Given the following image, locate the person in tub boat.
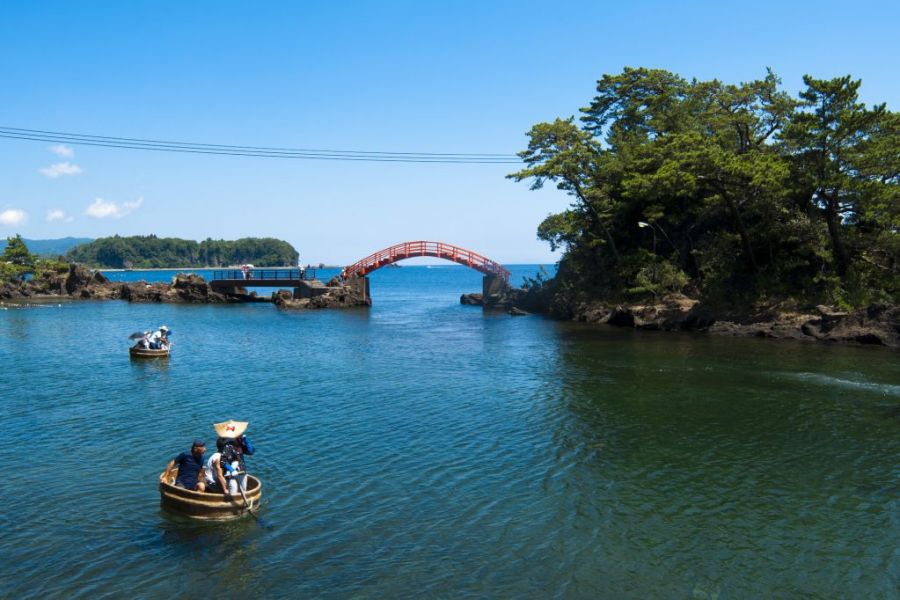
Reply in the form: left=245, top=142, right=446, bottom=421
left=203, top=420, right=255, bottom=497
left=148, top=325, right=171, bottom=350
left=165, top=440, right=207, bottom=491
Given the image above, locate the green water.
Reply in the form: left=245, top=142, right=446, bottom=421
left=2, top=266, right=898, bottom=598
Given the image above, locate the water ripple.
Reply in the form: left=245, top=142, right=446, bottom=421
left=2, top=268, right=899, bottom=598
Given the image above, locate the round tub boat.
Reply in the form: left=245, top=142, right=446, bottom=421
left=130, top=346, right=170, bottom=359
left=159, top=469, right=262, bottom=520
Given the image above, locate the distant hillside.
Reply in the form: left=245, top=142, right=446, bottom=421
left=65, top=235, right=299, bottom=268
left=0, top=237, right=93, bottom=257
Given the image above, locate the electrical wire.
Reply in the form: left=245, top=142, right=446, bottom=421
left=0, top=126, right=522, bottom=164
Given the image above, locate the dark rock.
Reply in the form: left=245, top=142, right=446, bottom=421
left=275, top=282, right=370, bottom=310
left=120, top=281, right=167, bottom=303
left=509, top=307, right=529, bottom=316
left=816, top=304, right=849, bottom=319
left=460, top=293, right=483, bottom=306
left=629, top=296, right=699, bottom=330
left=171, top=272, right=206, bottom=288
left=574, top=302, right=611, bottom=323
left=168, top=273, right=231, bottom=303
left=64, top=263, right=97, bottom=295
left=604, top=306, right=635, bottom=327
left=813, top=304, right=900, bottom=347
left=272, top=290, right=293, bottom=307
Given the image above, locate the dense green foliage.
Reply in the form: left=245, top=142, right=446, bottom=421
left=510, top=68, right=898, bottom=309
left=65, top=235, right=299, bottom=268
left=1, top=234, right=69, bottom=283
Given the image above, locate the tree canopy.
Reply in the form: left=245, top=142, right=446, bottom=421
left=1, top=234, right=69, bottom=283
left=510, top=68, right=898, bottom=309
left=65, top=235, right=299, bottom=269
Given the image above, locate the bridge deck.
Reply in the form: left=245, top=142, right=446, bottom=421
left=343, top=241, right=510, bottom=280
left=208, top=268, right=317, bottom=288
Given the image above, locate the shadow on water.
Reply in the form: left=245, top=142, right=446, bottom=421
left=538, top=326, right=900, bottom=596
left=154, top=513, right=267, bottom=596
left=128, top=356, right=171, bottom=380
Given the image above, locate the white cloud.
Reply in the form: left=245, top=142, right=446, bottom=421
left=46, top=209, right=74, bottom=223
left=50, top=144, right=74, bottom=158
left=40, top=162, right=83, bottom=179
left=84, top=197, right=144, bottom=219
left=0, top=209, right=28, bottom=226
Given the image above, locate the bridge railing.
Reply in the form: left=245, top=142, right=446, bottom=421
left=343, top=241, right=510, bottom=281
left=211, top=268, right=317, bottom=281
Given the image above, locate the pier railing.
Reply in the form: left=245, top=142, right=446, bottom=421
left=211, top=268, right=317, bottom=282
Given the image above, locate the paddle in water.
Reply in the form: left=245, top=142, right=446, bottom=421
left=235, top=481, right=271, bottom=529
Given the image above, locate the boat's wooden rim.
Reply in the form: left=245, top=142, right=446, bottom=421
left=159, top=470, right=261, bottom=497
left=158, top=468, right=262, bottom=519
left=130, top=346, right=170, bottom=358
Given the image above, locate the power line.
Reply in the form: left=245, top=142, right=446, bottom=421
left=0, top=126, right=522, bottom=164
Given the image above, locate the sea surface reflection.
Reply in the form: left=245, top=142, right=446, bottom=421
left=2, top=265, right=898, bottom=598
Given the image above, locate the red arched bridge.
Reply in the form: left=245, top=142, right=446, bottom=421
left=208, top=241, right=509, bottom=304
left=342, top=241, right=510, bottom=281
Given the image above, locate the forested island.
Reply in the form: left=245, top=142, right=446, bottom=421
left=65, top=235, right=299, bottom=268
left=510, top=68, right=898, bottom=338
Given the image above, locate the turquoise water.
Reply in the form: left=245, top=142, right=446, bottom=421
left=2, top=265, right=898, bottom=598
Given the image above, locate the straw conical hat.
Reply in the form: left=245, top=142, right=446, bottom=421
left=214, top=419, right=248, bottom=439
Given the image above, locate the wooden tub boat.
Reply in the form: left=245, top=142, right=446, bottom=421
left=159, top=469, right=262, bottom=520
left=130, top=346, right=170, bottom=359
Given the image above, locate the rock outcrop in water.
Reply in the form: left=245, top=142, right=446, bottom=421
left=1, top=269, right=239, bottom=304
left=273, top=282, right=370, bottom=310
left=1, top=265, right=371, bottom=310
left=460, top=286, right=548, bottom=316
left=565, top=295, right=900, bottom=349
left=119, top=273, right=235, bottom=303
left=457, top=284, right=899, bottom=349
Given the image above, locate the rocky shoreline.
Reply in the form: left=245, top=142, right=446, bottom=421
left=0, top=264, right=369, bottom=309
left=1, top=265, right=239, bottom=304
left=566, top=296, right=900, bottom=349
left=459, top=289, right=900, bottom=350
left=3, top=265, right=895, bottom=349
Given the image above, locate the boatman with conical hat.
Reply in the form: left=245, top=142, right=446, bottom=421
left=203, top=420, right=255, bottom=497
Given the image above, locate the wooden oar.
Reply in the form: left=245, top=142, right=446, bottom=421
left=234, top=474, right=271, bottom=528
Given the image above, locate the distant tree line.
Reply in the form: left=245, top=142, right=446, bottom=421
left=510, top=68, right=898, bottom=310
left=65, top=235, right=299, bottom=268
left=0, top=237, right=92, bottom=257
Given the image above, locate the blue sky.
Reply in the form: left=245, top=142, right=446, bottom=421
left=1, top=1, right=897, bottom=264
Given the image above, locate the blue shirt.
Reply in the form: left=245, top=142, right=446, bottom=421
left=173, top=451, right=204, bottom=488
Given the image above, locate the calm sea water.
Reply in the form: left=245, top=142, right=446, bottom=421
left=2, top=265, right=898, bottom=599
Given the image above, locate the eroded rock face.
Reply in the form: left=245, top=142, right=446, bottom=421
left=1, top=268, right=241, bottom=304
left=567, top=296, right=900, bottom=349
left=800, top=304, right=900, bottom=347
left=117, top=274, right=235, bottom=304
left=572, top=295, right=701, bottom=330
left=169, top=273, right=231, bottom=303
left=274, top=283, right=370, bottom=310
left=460, top=293, right=483, bottom=306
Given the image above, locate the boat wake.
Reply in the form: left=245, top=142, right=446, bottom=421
left=779, top=371, right=900, bottom=398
